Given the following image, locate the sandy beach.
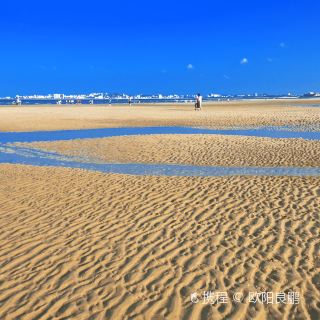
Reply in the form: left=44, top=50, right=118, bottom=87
left=1, top=102, right=320, bottom=320
left=1, top=99, right=320, bottom=132
left=1, top=165, right=319, bottom=320
left=2, top=0, right=320, bottom=317
left=21, top=134, right=320, bottom=168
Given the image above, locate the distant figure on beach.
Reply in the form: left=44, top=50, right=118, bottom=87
left=15, top=97, right=22, bottom=106
left=195, top=93, right=202, bottom=110
left=128, top=97, right=132, bottom=106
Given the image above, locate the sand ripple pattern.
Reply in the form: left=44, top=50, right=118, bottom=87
left=0, top=165, right=319, bottom=320
left=24, top=134, right=320, bottom=168
left=1, top=102, right=320, bottom=132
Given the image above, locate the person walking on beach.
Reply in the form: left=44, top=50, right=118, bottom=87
left=195, top=93, right=202, bottom=110
left=128, top=96, right=132, bottom=106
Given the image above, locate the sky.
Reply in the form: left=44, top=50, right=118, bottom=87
left=0, top=0, right=320, bottom=96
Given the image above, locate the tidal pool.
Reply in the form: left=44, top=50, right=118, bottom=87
left=1, top=126, right=319, bottom=177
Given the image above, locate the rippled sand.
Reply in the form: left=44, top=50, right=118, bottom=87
left=1, top=99, right=320, bottom=132
left=1, top=102, right=320, bottom=320
left=1, top=165, right=319, bottom=319
left=23, top=134, right=320, bottom=168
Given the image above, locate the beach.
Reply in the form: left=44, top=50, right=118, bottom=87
left=20, top=134, right=320, bottom=168
left=1, top=99, right=320, bottom=132
left=0, top=101, right=320, bottom=320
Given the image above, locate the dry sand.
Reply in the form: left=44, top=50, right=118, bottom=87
left=0, top=164, right=319, bottom=320
left=22, top=134, right=320, bottom=168
left=1, top=99, right=320, bottom=132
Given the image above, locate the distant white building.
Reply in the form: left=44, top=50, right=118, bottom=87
left=208, top=93, right=221, bottom=98
left=303, top=92, right=320, bottom=97
left=53, top=94, right=64, bottom=99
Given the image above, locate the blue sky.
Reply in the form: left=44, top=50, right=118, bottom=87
left=0, top=0, right=319, bottom=95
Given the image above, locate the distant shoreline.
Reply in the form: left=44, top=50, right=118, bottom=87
left=1, top=97, right=320, bottom=107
